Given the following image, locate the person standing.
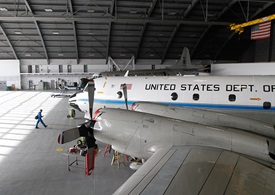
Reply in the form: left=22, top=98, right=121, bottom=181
left=35, top=109, right=48, bottom=128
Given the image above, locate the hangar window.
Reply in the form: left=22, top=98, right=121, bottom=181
left=263, top=102, right=271, bottom=109
left=59, top=65, right=63, bottom=73
left=35, top=65, right=39, bottom=73
left=28, top=65, right=32, bottom=73
left=228, top=94, right=236, bottom=102
left=171, top=92, right=178, bottom=101
left=84, top=65, right=88, bottom=73
left=67, top=65, right=72, bottom=73
left=193, top=94, right=199, bottom=101
left=117, top=91, right=122, bottom=99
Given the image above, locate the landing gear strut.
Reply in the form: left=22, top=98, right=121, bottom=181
left=67, top=109, right=76, bottom=118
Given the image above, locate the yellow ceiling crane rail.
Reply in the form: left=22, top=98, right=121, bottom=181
left=230, top=14, right=275, bottom=34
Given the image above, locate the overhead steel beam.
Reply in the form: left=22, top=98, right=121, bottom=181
left=147, top=0, right=158, bottom=17
left=214, top=33, right=235, bottom=60
left=161, top=23, right=180, bottom=64
left=214, top=2, right=274, bottom=60
left=191, top=25, right=210, bottom=57
left=250, top=2, right=274, bottom=19
left=135, top=0, right=158, bottom=60
left=217, top=0, right=238, bottom=18
left=161, top=0, right=198, bottom=64
left=34, top=21, right=49, bottom=64
left=67, top=0, right=74, bottom=14
left=67, top=0, right=79, bottom=64
left=183, top=0, right=199, bottom=18
left=24, top=0, right=49, bottom=63
left=105, top=22, right=112, bottom=63
left=135, top=23, right=147, bottom=59
left=192, top=0, right=237, bottom=57
left=72, top=21, right=79, bottom=64
left=24, top=0, right=33, bottom=15
left=110, top=0, right=115, bottom=16
left=0, top=16, right=230, bottom=26
left=0, top=24, right=18, bottom=59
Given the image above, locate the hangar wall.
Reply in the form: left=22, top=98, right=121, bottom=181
left=20, top=59, right=108, bottom=90
left=19, top=58, right=171, bottom=90
left=0, top=60, right=20, bottom=90
left=1, top=53, right=273, bottom=90
left=241, top=23, right=275, bottom=62
left=211, top=62, right=275, bottom=75
left=19, top=58, right=179, bottom=90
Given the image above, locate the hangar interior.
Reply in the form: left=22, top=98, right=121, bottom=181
left=1, top=1, right=275, bottom=194
left=0, top=0, right=275, bottom=89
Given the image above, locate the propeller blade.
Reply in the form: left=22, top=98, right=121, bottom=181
left=78, top=121, right=96, bottom=148
left=87, top=80, right=95, bottom=119
left=122, top=83, right=129, bottom=110
left=58, top=127, right=80, bottom=144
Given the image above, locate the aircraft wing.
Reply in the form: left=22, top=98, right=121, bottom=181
left=114, top=146, right=275, bottom=194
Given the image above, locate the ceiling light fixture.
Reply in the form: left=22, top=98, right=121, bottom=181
left=44, top=8, right=53, bottom=12
left=87, top=9, right=95, bottom=13
left=14, top=31, right=22, bottom=34
left=58, top=53, right=63, bottom=56
left=52, top=31, right=59, bottom=35
left=129, top=10, right=138, bottom=14
left=0, top=7, right=8, bottom=11
left=168, top=11, right=176, bottom=16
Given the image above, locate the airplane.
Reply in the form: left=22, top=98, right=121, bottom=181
left=60, top=75, right=275, bottom=194
left=96, top=47, right=210, bottom=77
left=69, top=75, right=275, bottom=126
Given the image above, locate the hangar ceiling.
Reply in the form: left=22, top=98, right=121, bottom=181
left=0, top=0, right=274, bottom=64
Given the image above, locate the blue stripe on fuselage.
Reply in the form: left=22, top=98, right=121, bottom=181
left=78, top=98, right=275, bottom=111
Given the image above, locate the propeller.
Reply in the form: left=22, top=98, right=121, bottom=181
left=57, top=80, right=100, bottom=175
left=58, top=80, right=97, bottom=148
left=121, top=83, right=129, bottom=110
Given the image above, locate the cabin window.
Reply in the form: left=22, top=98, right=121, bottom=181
left=171, top=92, right=178, bottom=101
left=228, top=94, right=236, bottom=102
left=263, top=102, right=271, bottom=109
left=117, top=91, right=122, bottom=99
left=193, top=94, right=199, bottom=101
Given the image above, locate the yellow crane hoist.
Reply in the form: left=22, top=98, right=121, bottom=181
left=230, top=14, right=275, bottom=34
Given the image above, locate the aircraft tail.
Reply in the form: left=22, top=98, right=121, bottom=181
left=171, top=47, right=192, bottom=68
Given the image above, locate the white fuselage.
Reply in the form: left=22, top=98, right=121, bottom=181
left=93, top=108, right=275, bottom=164
left=69, top=75, right=275, bottom=124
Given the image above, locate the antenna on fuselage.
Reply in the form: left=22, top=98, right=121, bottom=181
left=124, top=70, right=129, bottom=77
left=121, top=83, right=129, bottom=110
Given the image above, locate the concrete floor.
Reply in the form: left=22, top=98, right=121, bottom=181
left=0, top=91, right=134, bottom=195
